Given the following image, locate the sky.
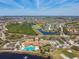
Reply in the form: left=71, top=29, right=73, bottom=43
left=0, top=0, right=79, bottom=16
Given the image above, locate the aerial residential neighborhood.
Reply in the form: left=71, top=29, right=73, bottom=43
left=0, top=16, right=79, bottom=59
left=0, top=0, right=78, bottom=59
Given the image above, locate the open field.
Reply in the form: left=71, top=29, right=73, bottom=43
left=6, top=23, right=37, bottom=35
left=51, top=49, right=79, bottom=59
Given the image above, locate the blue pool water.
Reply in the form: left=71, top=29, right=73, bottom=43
left=23, top=45, right=35, bottom=51
left=0, top=52, right=48, bottom=59
left=38, top=29, right=58, bottom=35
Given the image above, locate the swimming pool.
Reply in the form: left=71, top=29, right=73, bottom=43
left=23, top=45, right=39, bottom=51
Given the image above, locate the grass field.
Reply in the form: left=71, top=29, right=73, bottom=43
left=52, top=49, right=79, bottom=59
left=6, top=22, right=37, bottom=35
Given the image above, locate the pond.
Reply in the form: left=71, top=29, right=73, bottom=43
left=38, top=29, right=58, bottom=35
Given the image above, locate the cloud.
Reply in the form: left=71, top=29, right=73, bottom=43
left=0, top=0, right=78, bottom=16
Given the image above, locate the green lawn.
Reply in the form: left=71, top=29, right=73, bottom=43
left=6, top=23, right=37, bottom=35
left=58, top=40, right=64, bottom=44
left=61, top=49, right=77, bottom=58
left=58, top=49, right=79, bottom=58
left=52, top=49, right=79, bottom=59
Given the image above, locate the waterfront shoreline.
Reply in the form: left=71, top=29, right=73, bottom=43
left=0, top=50, right=50, bottom=59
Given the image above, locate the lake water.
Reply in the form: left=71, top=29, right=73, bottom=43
left=0, top=52, right=49, bottom=59
left=38, top=29, right=58, bottom=35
